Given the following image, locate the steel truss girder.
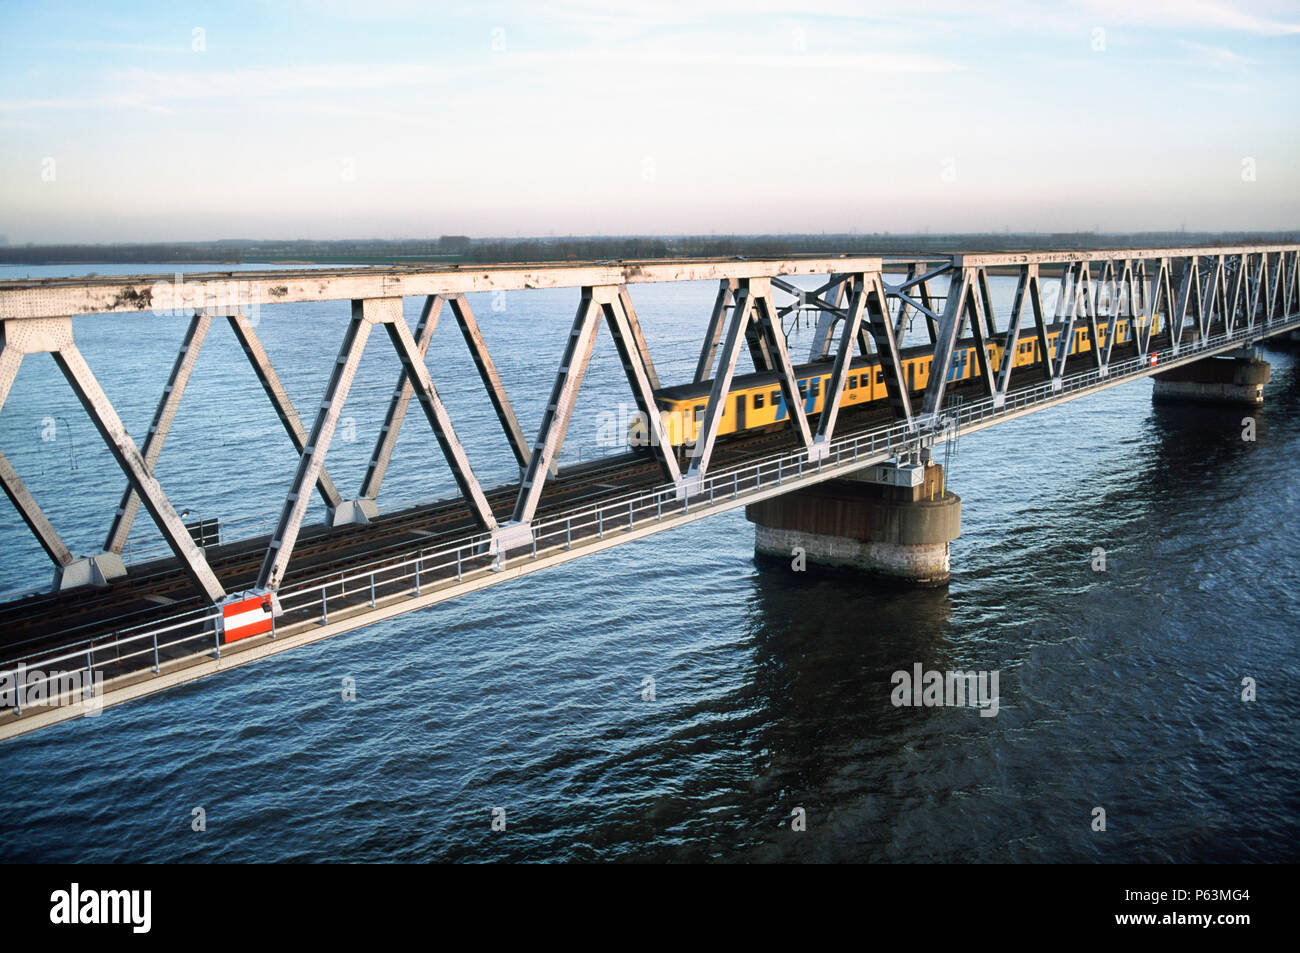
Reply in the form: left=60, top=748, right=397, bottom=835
left=813, top=273, right=868, bottom=445
left=512, top=285, right=681, bottom=525
left=55, top=342, right=226, bottom=602
left=107, top=310, right=347, bottom=557
left=601, top=290, right=681, bottom=485
left=227, top=312, right=344, bottom=512
left=0, top=322, right=226, bottom=602
left=695, top=279, right=738, bottom=383
left=361, top=293, right=537, bottom=504
left=257, top=297, right=499, bottom=592
left=686, top=277, right=814, bottom=479
left=103, top=312, right=212, bottom=554
left=862, top=271, right=918, bottom=425
left=0, top=343, right=72, bottom=568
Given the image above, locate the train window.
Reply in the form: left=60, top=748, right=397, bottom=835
left=847, top=374, right=857, bottom=390
left=797, top=381, right=808, bottom=397
left=813, top=378, right=822, bottom=395
left=695, top=402, right=706, bottom=421
left=753, top=391, right=765, bottom=408
left=876, top=369, right=885, bottom=384
left=771, top=389, right=781, bottom=404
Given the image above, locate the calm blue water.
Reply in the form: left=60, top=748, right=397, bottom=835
left=1, top=263, right=1296, bottom=862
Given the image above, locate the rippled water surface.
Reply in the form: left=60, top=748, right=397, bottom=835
left=1, top=263, right=1296, bottom=862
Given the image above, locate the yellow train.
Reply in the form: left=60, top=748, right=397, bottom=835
left=640, top=316, right=1157, bottom=447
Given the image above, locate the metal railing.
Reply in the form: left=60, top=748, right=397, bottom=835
left=4, top=311, right=1297, bottom=715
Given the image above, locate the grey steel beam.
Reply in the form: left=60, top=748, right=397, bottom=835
left=602, top=289, right=681, bottom=485
left=1078, top=262, right=1108, bottom=371
left=511, top=291, right=603, bottom=525
left=814, top=274, right=867, bottom=444
left=0, top=337, right=75, bottom=568
left=694, top=279, right=737, bottom=383
left=804, top=274, right=850, bottom=362
left=995, top=265, right=1033, bottom=400
left=1100, top=260, right=1128, bottom=368
left=381, top=311, right=498, bottom=533
left=1224, top=255, right=1244, bottom=334
left=1285, top=250, right=1298, bottom=317
left=1050, top=263, right=1082, bottom=380
left=744, top=307, right=776, bottom=373
left=752, top=283, right=814, bottom=450
left=0, top=257, right=890, bottom=321
left=104, top=313, right=212, bottom=554
left=257, top=304, right=375, bottom=592
left=228, top=312, right=343, bottom=511
left=1022, top=266, right=1056, bottom=383
left=920, top=267, right=973, bottom=421
left=359, top=294, right=444, bottom=501
left=0, top=450, right=73, bottom=567
left=964, top=270, right=999, bottom=399
left=613, top=287, right=661, bottom=393
left=1171, top=259, right=1199, bottom=350
left=686, top=284, right=754, bottom=478
left=51, top=342, right=225, bottom=603
left=862, top=272, right=919, bottom=422
left=450, top=294, right=535, bottom=473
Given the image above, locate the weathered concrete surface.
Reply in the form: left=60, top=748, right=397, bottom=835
left=1152, top=355, right=1270, bottom=406
left=746, top=462, right=961, bottom=585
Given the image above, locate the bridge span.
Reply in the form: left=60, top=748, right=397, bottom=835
left=1, top=245, right=1297, bottom=739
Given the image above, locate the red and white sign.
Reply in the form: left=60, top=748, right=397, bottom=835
left=1149, top=353, right=1159, bottom=367
left=222, top=593, right=275, bottom=643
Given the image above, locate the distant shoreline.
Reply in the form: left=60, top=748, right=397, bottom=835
left=3, top=231, right=1296, bottom=267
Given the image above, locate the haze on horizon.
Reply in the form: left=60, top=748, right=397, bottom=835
left=1, top=0, right=1297, bottom=245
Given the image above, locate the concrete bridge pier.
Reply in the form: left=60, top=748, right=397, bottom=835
left=745, top=455, right=961, bottom=586
left=1152, top=348, right=1270, bottom=406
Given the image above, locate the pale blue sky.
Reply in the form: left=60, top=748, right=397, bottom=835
left=1, top=0, right=1297, bottom=242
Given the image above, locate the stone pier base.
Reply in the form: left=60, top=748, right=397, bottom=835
left=1152, top=353, right=1270, bottom=406
left=746, top=461, right=961, bottom=586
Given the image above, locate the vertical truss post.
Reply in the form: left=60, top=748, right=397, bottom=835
left=381, top=309, right=499, bottom=533
left=228, top=311, right=344, bottom=512
left=50, top=337, right=225, bottom=603
left=104, top=312, right=212, bottom=554
left=695, top=279, right=738, bottom=383
left=814, top=273, right=867, bottom=445
left=511, top=290, right=602, bottom=525
left=257, top=304, right=375, bottom=592
left=602, top=287, right=681, bottom=485
left=359, top=294, right=444, bottom=500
